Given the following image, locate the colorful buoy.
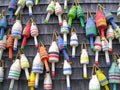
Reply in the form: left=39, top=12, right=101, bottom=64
left=114, top=25, right=120, bottom=43
left=55, top=2, right=63, bottom=26
left=60, top=16, right=69, bottom=46
left=11, top=19, right=22, bottom=51
left=70, top=27, right=78, bottom=58
left=20, top=53, right=30, bottom=80
left=39, top=41, right=50, bottom=72
left=64, top=0, right=68, bottom=10
left=0, top=12, right=7, bottom=40
left=63, top=60, right=72, bottom=90
left=0, top=35, right=6, bottom=60
left=32, top=52, right=44, bottom=88
left=30, top=19, right=39, bottom=48
left=21, top=21, right=31, bottom=49
left=25, top=0, right=33, bottom=16
left=80, top=41, right=89, bottom=78
left=44, top=72, right=52, bottom=90
left=86, top=11, right=97, bottom=49
left=8, top=59, right=21, bottom=90
left=48, top=41, right=59, bottom=77
left=0, top=61, right=4, bottom=83
left=8, top=0, right=17, bottom=22
left=106, top=25, right=114, bottom=52
left=44, top=1, right=55, bottom=23
left=57, top=35, right=70, bottom=62
left=14, top=0, right=25, bottom=16
left=6, top=34, right=13, bottom=59
left=94, top=36, right=102, bottom=64
left=68, top=5, right=76, bottom=28
left=95, top=6, right=107, bottom=41
left=109, top=62, right=120, bottom=90
left=102, top=38, right=110, bottom=66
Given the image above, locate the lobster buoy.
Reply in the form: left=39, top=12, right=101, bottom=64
left=25, top=0, right=33, bottom=16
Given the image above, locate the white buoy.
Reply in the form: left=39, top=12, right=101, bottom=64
left=48, top=41, right=59, bottom=77
left=25, top=0, right=33, bottom=16
left=60, top=19, right=69, bottom=46
left=0, top=35, right=7, bottom=60
left=55, top=2, right=63, bottom=26
left=102, top=38, right=110, bottom=66
left=106, top=25, right=114, bottom=52
left=8, top=59, right=21, bottom=90
left=11, top=19, right=22, bottom=51
left=94, top=36, right=102, bottom=64
left=20, top=53, right=30, bottom=80
left=15, top=0, right=25, bottom=16
left=63, top=60, right=72, bottom=90
left=30, top=21, right=39, bottom=48
left=89, top=75, right=100, bottom=90
left=117, top=58, right=120, bottom=69
left=80, top=42, right=89, bottom=78
left=44, top=1, right=55, bottom=23
left=70, top=29, right=78, bottom=58
left=64, top=0, right=68, bottom=10
left=32, top=52, right=44, bottom=88
left=117, top=4, right=120, bottom=18
left=44, top=72, right=52, bottom=90
left=0, top=66, right=4, bottom=82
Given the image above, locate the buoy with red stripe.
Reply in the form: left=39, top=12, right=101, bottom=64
left=106, top=25, right=114, bottom=52
left=80, top=41, right=89, bottom=78
left=63, top=60, right=72, bottom=90
left=117, top=4, right=120, bottom=18
left=0, top=35, right=6, bottom=60
left=26, top=0, right=33, bottom=16
left=55, top=2, right=63, bottom=26
left=32, top=52, right=44, bottom=88
left=44, top=1, right=55, bottom=23
left=11, top=18, right=22, bottom=51
left=8, top=0, right=17, bottom=22
left=0, top=61, right=4, bottom=83
left=30, top=18, right=39, bottom=48
left=70, top=27, right=78, bottom=58
left=14, top=0, right=25, bottom=16
left=94, top=36, right=102, bottom=64
left=8, top=59, right=21, bottom=90
left=28, top=71, right=35, bottom=90
left=109, top=62, right=120, bottom=90
left=60, top=16, right=69, bottom=46
left=21, top=21, right=31, bottom=49
left=20, top=52, right=30, bottom=80
left=48, top=41, right=59, bottom=77
left=39, top=41, right=50, bottom=72
left=95, top=5, right=107, bottom=41
left=102, top=38, right=110, bottom=66
left=44, top=72, right=52, bottom=90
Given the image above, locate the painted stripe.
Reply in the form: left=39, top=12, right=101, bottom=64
left=100, top=79, right=108, bottom=84
left=94, top=44, right=102, bottom=47
left=70, top=39, right=78, bottom=42
left=48, top=52, right=59, bottom=55
left=63, top=68, right=72, bottom=71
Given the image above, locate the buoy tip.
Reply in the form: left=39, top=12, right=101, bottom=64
left=91, top=46, right=94, bottom=49
left=59, top=22, right=63, bottom=26
left=64, top=7, right=67, bottom=10
left=72, top=55, right=75, bottom=58
left=44, top=20, right=48, bottom=24
left=67, top=87, right=70, bottom=90
left=95, top=61, right=98, bottom=64
left=21, top=46, right=25, bottom=50
left=51, top=72, right=55, bottom=77
left=101, top=37, right=105, bottom=41
left=0, top=36, right=3, bottom=40
left=64, top=43, right=67, bottom=47
left=109, top=48, right=112, bottom=52
left=35, top=85, right=38, bottom=88
left=83, top=74, right=87, bottom=79
left=13, top=48, right=17, bottom=51
left=106, top=62, right=110, bottom=66
left=29, top=13, right=33, bottom=17
left=35, top=45, right=38, bottom=48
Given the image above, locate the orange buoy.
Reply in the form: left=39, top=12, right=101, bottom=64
left=6, top=34, right=13, bottom=59
left=95, top=7, right=107, bottom=41
left=39, top=41, right=50, bottom=72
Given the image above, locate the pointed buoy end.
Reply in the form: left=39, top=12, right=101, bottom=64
left=109, top=48, right=112, bottom=52
left=21, top=46, right=25, bottom=50
left=9, top=88, right=13, bottom=90
left=106, top=62, right=110, bottom=66
left=29, top=13, right=32, bottom=17
left=83, top=74, right=87, bottom=79
left=90, top=46, right=94, bottom=49
left=35, top=85, right=38, bottom=88
left=44, top=20, right=48, bottom=24
left=95, top=61, right=98, bottom=64
left=14, top=13, right=18, bottom=16
left=59, top=22, right=63, bottom=26
left=64, top=7, right=67, bottom=10
left=13, top=47, right=17, bottom=51
left=67, top=87, right=71, bottom=90
left=72, top=55, right=75, bottom=59
left=51, top=72, right=55, bottom=77
left=35, top=44, right=38, bottom=48
left=64, top=43, right=67, bottom=47
left=101, top=37, right=105, bottom=41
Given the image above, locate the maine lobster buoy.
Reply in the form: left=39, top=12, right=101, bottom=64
left=48, top=41, right=59, bottom=77
left=44, top=72, right=52, bottom=90
left=55, top=2, right=63, bottom=26
left=63, top=60, right=72, bottom=90
left=94, top=36, right=102, bottom=64
left=106, top=25, right=114, bottom=52
left=32, top=52, right=44, bottom=88
left=44, top=1, right=55, bottom=23
left=25, top=0, right=33, bottom=16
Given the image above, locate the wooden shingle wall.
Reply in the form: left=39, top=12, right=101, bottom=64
left=0, top=0, right=120, bottom=90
